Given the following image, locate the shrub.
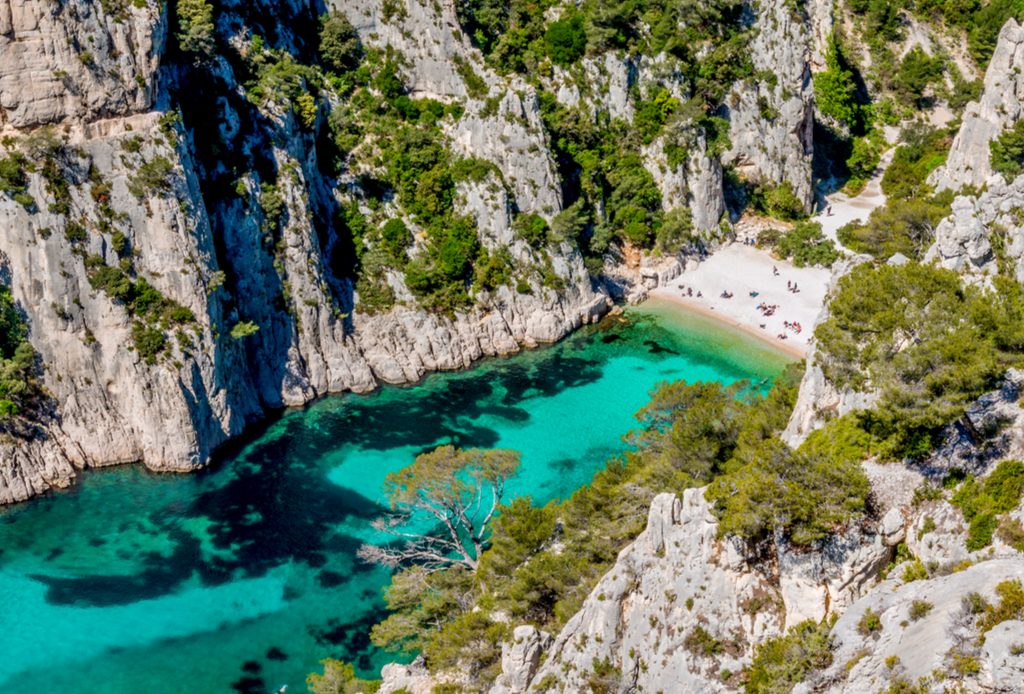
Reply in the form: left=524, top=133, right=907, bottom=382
left=0, top=152, right=35, bottom=210
left=745, top=619, right=834, bottom=692
left=759, top=181, right=806, bottom=221
left=815, top=263, right=1024, bottom=459
left=979, top=579, right=1024, bottom=632
left=684, top=625, right=723, bottom=656
left=814, top=35, right=866, bottom=132
left=544, top=14, right=587, bottom=66
left=176, top=0, right=216, bottom=56
left=306, top=659, right=381, bottom=694
left=908, top=599, right=933, bottom=621
left=857, top=608, right=882, bottom=635
left=513, top=213, right=550, bottom=249
left=951, top=460, right=1024, bottom=550
left=318, top=10, right=362, bottom=75
left=991, top=119, right=1024, bottom=182
left=128, top=156, right=175, bottom=199
left=836, top=192, right=952, bottom=260
left=773, top=221, right=841, bottom=268
left=379, top=218, right=412, bottom=265
left=229, top=321, right=260, bottom=339
left=894, top=47, right=943, bottom=106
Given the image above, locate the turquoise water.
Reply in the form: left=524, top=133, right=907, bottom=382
left=0, top=301, right=789, bottom=694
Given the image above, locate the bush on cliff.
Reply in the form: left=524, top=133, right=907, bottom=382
left=816, top=263, right=1024, bottom=459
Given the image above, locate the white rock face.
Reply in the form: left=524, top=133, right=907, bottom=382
left=930, top=19, right=1024, bottom=192
left=0, top=0, right=611, bottom=504
left=491, top=626, right=551, bottom=694
left=926, top=175, right=1024, bottom=283
left=776, top=524, right=894, bottom=628
left=0, top=0, right=163, bottom=128
left=819, top=558, right=1024, bottom=693
left=523, top=491, right=786, bottom=692
left=724, top=0, right=815, bottom=210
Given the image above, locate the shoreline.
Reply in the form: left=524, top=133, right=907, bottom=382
left=645, top=291, right=808, bottom=360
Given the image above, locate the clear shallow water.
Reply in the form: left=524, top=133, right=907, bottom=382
left=0, top=302, right=790, bottom=694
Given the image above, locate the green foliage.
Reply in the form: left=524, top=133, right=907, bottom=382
left=990, top=119, right=1024, bottom=181
left=175, top=0, right=216, bottom=56
left=684, top=625, right=723, bottom=655
left=403, top=216, right=480, bottom=312
left=86, top=256, right=194, bottom=364
left=307, top=659, right=381, bottom=694
left=894, top=47, right=944, bottom=106
left=882, top=125, right=953, bottom=201
left=758, top=181, right=807, bottom=221
left=128, top=156, right=175, bottom=199
left=951, top=460, right=1024, bottom=549
left=844, top=134, right=882, bottom=193
left=379, top=218, right=412, bottom=265
left=513, top=213, right=550, bottom=249
left=0, top=152, right=35, bottom=209
left=745, top=619, right=834, bottom=693
left=837, top=192, right=952, bottom=260
left=319, top=11, right=362, bottom=75
left=858, top=607, right=882, bottom=635
left=229, top=321, right=260, bottom=339
left=909, top=599, right=933, bottom=621
left=656, top=207, right=695, bottom=253
left=979, top=579, right=1024, bottom=632
left=706, top=436, right=871, bottom=545
left=816, top=264, right=1024, bottom=459
left=814, top=35, right=866, bottom=133
left=772, top=221, right=841, bottom=268
left=259, top=183, right=286, bottom=235
left=369, top=368, right=811, bottom=679
left=0, top=287, right=40, bottom=422
left=544, top=13, right=587, bottom=66
left=633, top=86, right=680, bottom=145
left=967, top=0, right=1024, bottom=68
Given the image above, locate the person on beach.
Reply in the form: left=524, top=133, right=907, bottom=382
left=773, top=265, right=779, bottom=276
left=827, top=205, right=832, bottom=216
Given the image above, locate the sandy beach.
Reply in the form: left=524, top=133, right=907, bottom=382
left=648, top=244, right=832, bottom=358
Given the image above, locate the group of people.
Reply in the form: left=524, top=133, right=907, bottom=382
left=676, top=264, right=807, bottom=347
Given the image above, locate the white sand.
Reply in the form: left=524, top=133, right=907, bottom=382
left=648, top=151, right=897, bottom=357
left=649, top=244, right=832, bottom=358
left=813, top=147, right=893, bottom=247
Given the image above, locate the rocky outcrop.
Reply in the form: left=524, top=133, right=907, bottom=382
left=522, top=491, right=786, bottom=692
left=0, top=0, right=609, bottom=504
left=927, top=369, right=1024, bottom=475
left=0, top=0, right=163, bottom=129
left=930, top=19, right=1024, bottom=192
left=816, top=558, right=1024, bottom=692
left=491, top=626, right=551, bottom=694
left=776, top=523, right=896, bottom=628
left=724, top=0, right=815, bottom=211
left=926, top=175, right=1024, bottom=283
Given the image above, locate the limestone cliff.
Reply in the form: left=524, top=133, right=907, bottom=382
left=930, top=19, right=1024, bottom=192
left=0, top=0, right=818, bottom=504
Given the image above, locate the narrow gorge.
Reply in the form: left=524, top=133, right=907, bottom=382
left=2, top=0, right=1024, bottom=692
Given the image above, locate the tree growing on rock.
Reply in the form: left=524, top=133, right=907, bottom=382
left=358, top=445, right=521, bottom=571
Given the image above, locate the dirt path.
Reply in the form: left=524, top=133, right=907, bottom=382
left=813, top=147, right=895, bottom=250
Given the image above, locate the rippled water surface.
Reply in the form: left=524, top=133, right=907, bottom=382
left=0, top=300, right=790, bottom=693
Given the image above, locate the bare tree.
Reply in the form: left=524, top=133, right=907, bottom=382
left=358, top=445, right=521, bottom=572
